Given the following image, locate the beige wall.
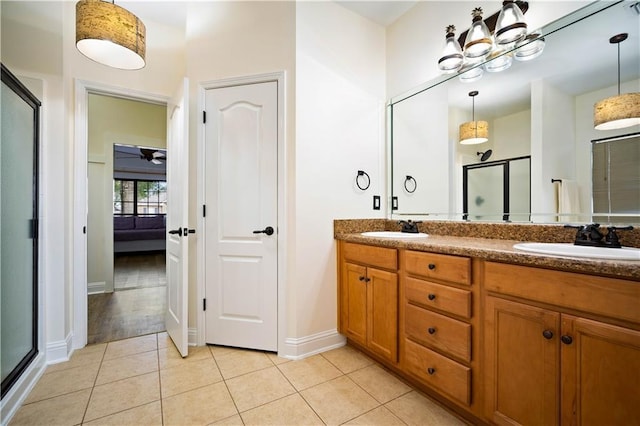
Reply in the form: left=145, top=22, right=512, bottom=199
left=87, top=94, right=166, bottom=293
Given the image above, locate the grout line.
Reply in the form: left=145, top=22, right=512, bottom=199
left=80, top=342, right=108, bottom=424
left=157, top=334, right=165, bottom=426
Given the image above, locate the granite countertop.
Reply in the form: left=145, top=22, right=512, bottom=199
left=335, top=219, right=640, bottom=281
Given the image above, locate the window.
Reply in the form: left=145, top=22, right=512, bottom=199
left=114, top=179, right=167, bottom=216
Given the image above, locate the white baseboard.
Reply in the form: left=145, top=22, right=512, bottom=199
left=0, top=353, right=46, bottom=426
left=188, top=327, right=198, bottom=346
left=281, top=329, right=346, bottom=360
left=46, top=333, right=73, bottom=365
left=87, top=281, right=105, bottom=295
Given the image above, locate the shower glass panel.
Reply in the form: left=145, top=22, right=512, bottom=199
left=1, top=65, right=40, bottom=398
left=465, top=165, right=504, bottom=221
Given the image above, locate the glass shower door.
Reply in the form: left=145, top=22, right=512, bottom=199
left=1, top=64, right=40, bottom=398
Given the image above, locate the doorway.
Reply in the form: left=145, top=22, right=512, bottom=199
left=86, top=94, right=167, bottom=344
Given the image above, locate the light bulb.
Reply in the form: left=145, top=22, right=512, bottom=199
left=438, top=25, right=464, bottom=74
left=495, top=0, right=528, bottom=46
left=464, top=8, right=493, bottom=60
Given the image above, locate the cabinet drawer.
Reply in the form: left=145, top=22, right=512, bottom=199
left=405, top=277, right=471, bottom=318
left=404, top=338, right=471, bottom=406
left=405, top=304, right=471, bottom=362
left=404, top=251, right=470, bottom=285
left=343, top=242, right=397, bottom=270
left=484, top=262, right=640, bottom=324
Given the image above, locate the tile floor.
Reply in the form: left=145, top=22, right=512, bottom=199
left=9, top=333, right=468, bottom=426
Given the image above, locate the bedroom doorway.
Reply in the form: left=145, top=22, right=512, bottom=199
left=86, top=94, right=168, bottom=344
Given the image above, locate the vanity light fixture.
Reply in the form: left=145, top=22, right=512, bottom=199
left=460, top=91, right=489, bottom=145
left=513, top=32, right=545, bottom=61
left=594, top=33, right=640, bottom=131
left=76, top=0, right=146, bottom=70
left=437, top=25, right=464, bottom=74
left=494, top=0, right=528, bottom=46
left=463, top=8, right=493, bottom=60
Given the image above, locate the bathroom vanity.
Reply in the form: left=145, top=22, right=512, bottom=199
left=335, top=220, right=640, bottom=425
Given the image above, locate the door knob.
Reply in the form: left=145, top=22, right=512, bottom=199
left=253, top=226, right=274, bottom=236
left=168, top=227, right=182, bottom=236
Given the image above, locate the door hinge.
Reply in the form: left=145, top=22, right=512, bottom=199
left=202, top=204, right=206, bottom=217
left=203, top=298, right=207, bottom=311
left=203, top=111, right=206, bottom=123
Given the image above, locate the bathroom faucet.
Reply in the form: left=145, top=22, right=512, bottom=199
left=398, top=220, right=421, bottom=233
left=565, top=223, right=633, bottom=248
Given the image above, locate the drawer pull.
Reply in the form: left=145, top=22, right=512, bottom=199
left=542, top=330, right=554, bottom=340
left=428, top=327, right=436, bottom=335
left=427, top=367, right=436, bottom=375
left=358, top=276, right=365, bottom=281
left=428, top=263, right=436, bottom=270
left=427, top=293, right=436, bottom=301
left=561, top=335, right=573, bottom=345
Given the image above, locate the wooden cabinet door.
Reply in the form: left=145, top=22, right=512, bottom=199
left=485, top=296, right=560, bottom=426
left=367, top=268, right=398, bottom=362
left=561, top=315, right=640, bottom=426
left=342, top=262, right=367, bottom=347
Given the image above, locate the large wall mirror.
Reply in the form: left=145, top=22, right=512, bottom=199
left=389, top=0, right=640, bottom=225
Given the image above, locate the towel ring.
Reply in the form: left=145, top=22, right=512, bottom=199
left=356, top=170, right=370, bottom=191
left=404, top=175, right=417, bottom=193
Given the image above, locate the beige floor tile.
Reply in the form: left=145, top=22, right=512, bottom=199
left=157, top=332, right=171, bottom=349
left=96, top=350, right=158, bottom=385
left=209, top=345, right=241, bottom=358
left=266, top=352, right=290, bottom=365
left=212, top=414, right=244, bottom=425
left=84, top=372, right=160, bottom=421
left=278, top=354, right=343, bottom=391
left=162, top=382, right=237, bottom=426
left=24, top=363, right=99, bottom=404
left=158, top=344, right=212, bottom=370
left=301, top=376, right=380, bottom=425
left=103, top=334, right=158, bottom=360
left=348, top=364, right=412, bottom=403
left=226, top=366, right=296, bottom=412
left=160, top=357, right=222, bottom=398
left=45, top=345, right=105, bottom=374
left=83, top=400, right=163, bottom=425
left=240, top=393, right=323, bottom=426
left=9, top=389, right=91, bottom=426
left=343, top=406, right=406, bottom=425
left=321, top=345, right=374, bottom=374
left=215, top=349, right=274, bottom=379
left=385, top=391, right=467, bottom=426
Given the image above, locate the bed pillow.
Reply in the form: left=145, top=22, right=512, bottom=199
left=114, top=216, right=135, bottom=230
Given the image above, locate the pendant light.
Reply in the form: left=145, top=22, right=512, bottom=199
left=594, top=33, right=640, bottom=131
left=463, top=8, right=493, bottom=60
left=438, top=25, right=464, bottom=74
left=494, top=0, right=527, bottom=46
left=460, top=91, right=489, bottom=145
left=76, top=0, right=146, bottom=70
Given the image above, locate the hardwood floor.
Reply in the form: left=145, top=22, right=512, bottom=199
left=88, top=252, right=166, bottom=344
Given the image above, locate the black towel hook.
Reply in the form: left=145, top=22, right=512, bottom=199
left=404, top=175, right=417, bottom=193
left=356, top=170, right=370, bottom=191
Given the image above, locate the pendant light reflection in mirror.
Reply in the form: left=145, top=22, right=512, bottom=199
left=459, top=91, right=488, bottom=145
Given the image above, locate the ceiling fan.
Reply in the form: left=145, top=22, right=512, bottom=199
left=140, top=148, right=166, bottom=165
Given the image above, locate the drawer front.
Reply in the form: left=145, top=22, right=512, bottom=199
left=404, top=338, right=471, bottom=406
left=343, top=242, right=397, bottom=270
left=484, top=262, right=640, bottom=324
left=405, top=304, right=471, bottom=362
left=405, top=277, right=471, bottom=318
left=404, top=251, right=471, bottom=285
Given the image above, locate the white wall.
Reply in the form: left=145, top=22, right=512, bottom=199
left=296, top=1, right=386, bottom=338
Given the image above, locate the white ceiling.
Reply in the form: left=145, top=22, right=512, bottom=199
left=334, top=1, right=417, bottom=26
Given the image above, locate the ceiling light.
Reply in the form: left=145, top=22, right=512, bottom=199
left=463, top=8, right=493, bottom=60
left=438, top=25, right=464, bottom=74
left=594, top=33, right=640, bottom=130
left=494, top=0, right=528, bottom=46
left=76, top=0, right=146, bottom=70
left=460, top=91, right=489, bottom=145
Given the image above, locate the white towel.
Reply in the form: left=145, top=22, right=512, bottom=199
left=558, top=179, right=581, bottom=221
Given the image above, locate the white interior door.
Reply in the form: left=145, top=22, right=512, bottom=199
left=166, top=78, right=189, bottom=357
left=204, top=81, right=278, bottom=352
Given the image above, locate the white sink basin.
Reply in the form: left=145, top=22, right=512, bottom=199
left=361, top=231, right=429, bottom=239
left=513, top=242, right=640, bottom=261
